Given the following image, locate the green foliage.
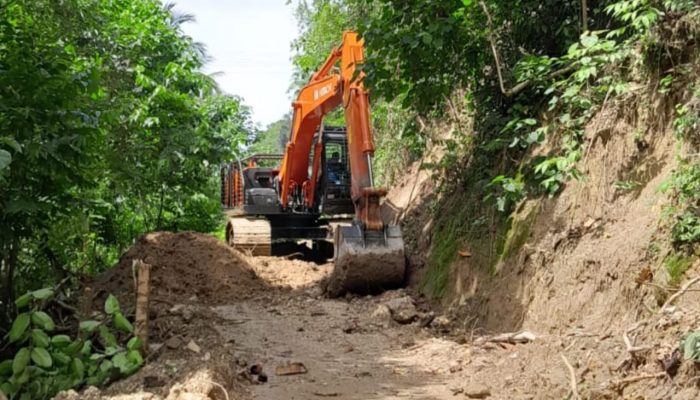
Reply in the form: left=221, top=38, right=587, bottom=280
left=291, top=0, right=700, bottom=299
left=0, top=289, right=142, bottom=399
left=248, top=114, right=292, bottom=155
left=664, top=253, right=694, bottom=286
left=614, top=180, right=642, bottom=191
left=0, top=0, right=253, bottom=320
left=662, top=158, right=700, bottom=250
left=291, top=0, right=353, bottom=88
left=682, top=330, right=700, bottom=363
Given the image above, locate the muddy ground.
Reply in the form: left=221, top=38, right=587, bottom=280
left=53, top=231, right=700, bottom=400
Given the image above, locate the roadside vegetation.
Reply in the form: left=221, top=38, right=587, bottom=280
left=291, top=0, right=700, bottom=296
left=0, top=1, right=253, bottom=397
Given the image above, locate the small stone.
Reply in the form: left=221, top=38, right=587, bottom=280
left=165, top=336, right=182, bottom=349
left=371, top=304, right=392, bottom=325
left=182, top=306, right=194, bottom=322
left=464, top=383, right=491, bottom=398
left=449, top=386, right=464, bottom=395
left=81, top=386, right=102, bottom=400
left=385, top=296, right=417, bottom=324
left=418, top=311, right=436, bottom=328
left=431, top=315, right=451, bottom=330
left=186, top=340, right=201, bottom=353
left=257, top=372, right=268, bottom=383
left=250, top=364, right=263, bottom=375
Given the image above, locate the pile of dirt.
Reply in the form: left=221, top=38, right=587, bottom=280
left=92, top=231, right=262, bottom=309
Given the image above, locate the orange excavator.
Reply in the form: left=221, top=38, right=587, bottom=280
left=220, top=32, right=405, bottom=296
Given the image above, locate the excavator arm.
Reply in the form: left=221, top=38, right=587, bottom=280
left=278, top=31, right=405, bottom=296
left=278, top=31, right=385, bottom=232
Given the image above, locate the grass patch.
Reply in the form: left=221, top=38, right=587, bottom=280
left=498, top=202, right=538, bottom=265
left=422, top=188, right=510, bottom=298
left=423, top=218, right=460, bottom=298
left=664, top=253, right=695, bottom=286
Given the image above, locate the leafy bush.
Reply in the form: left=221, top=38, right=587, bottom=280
left=0, top=290, right=142, bottom=399
left=0, top=0, right=253, bottom=322
left=682, top=330, right=700, bottom=363
left=662, top=159, right=700, bottom=250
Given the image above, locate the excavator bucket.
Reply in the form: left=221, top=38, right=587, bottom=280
left=326, top=224, right=406, bottom=297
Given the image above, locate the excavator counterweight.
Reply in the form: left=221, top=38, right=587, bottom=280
left=220, top=32, right=405, bottom=296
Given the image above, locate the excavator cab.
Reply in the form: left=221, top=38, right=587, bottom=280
left=316, top=127, right=354, bottom=215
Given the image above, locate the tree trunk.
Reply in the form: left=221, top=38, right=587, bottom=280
left=581, top=0, right=589, bottom=33
left=156, top=184, right=165, bottom=230
left=3, top=240, right=18, bottom=321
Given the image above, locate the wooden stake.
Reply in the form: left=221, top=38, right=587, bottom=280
left=134, top=259, right=151, bottom=354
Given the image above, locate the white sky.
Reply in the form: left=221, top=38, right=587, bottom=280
left=173, top=0, right=298, bottom=127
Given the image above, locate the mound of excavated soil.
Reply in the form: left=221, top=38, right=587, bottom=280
left=92, top=231, right=263, bottom=310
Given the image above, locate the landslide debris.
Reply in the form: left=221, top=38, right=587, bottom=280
left=92, top=231, right=263, bottom=309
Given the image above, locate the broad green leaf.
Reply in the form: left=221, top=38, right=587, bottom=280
left=0, top=137, right=21, bottom=153
left=0, top=360, right=12, bottom=376
left=31, top=311, right=55, bottom=331
left=9, top=313, right=30, bottom=342
left=31, top=347, right=52, bottom=368
left=52, top=351, right=70, bottom=365
left=51, top=335, right=71, bottom=348
left=580, top=34, right=599, bottom=48
left=104, top=294, right=120, bottom=315
left=0, top=149, right=11, bottom=171
left=71, top=358, right=85, bottom=380
left=79, top=320, right=101, bottom=333
left=111, top=352, right=128, bottom=374
left=683, top=331, right=700, bottom=360
left=113, top=312, right=134, bottom=333
left=98, top=325, right=117, bottom=348
left=81, top=340, right=92, bottom=355
left=14, top=293, right=32, bottom=308
left=1, top=381, right=16, bottom=397
left=31, top=329, right=50, bottom=348
left=127, top=336, right=142, bottom=351
left=12, top=348, right=30, bottom=375
left=13, top=367, right=29, bottom=385
left=65, top=340, right=83, bottom=356
left=30, top=288, right=54, bottom=300
left=127, top=349, right=143, bottom=366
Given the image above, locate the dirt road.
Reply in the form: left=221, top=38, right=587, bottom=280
left=217, top=259, right=461, bottom=400
left=60, top=232, right=699, bottom=400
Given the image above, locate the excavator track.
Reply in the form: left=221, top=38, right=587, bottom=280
left=226, top=216, right=272, bottom=256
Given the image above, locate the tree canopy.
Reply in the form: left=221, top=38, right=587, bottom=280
left=0, top=0, right=253, bottom=321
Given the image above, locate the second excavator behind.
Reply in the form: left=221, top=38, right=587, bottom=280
left=220, top=31, right=405, bottom=296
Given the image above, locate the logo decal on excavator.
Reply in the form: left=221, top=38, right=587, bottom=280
left=314, top=84, right=332, bottom=100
